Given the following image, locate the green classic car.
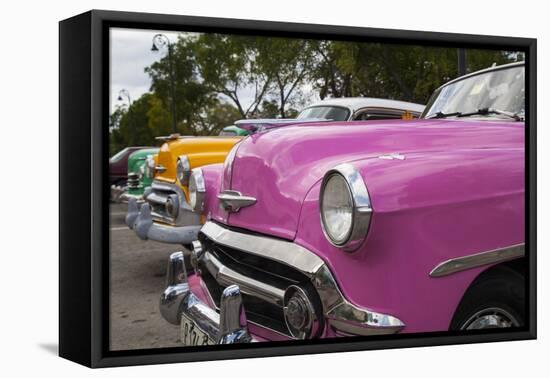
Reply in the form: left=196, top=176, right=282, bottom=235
left=120, top=147, right=159, bottom=203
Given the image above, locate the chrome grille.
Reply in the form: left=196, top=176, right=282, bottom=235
left=127, top=172, right=141, bottom=189
left=198, top=232, right=318, bottom=337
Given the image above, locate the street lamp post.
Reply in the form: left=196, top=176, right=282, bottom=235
left=117, top=89, right=131, bottom=107
left=117, top=89, right=133, bottom=145
left=151, top=34, right=178, bottom=134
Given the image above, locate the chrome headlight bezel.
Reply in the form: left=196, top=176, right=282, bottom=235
left=145, top=155, right=156, bottom=178
left=189, top=168, right=206, bottom=213
left=319, top=163, right=372, bottom=252
left=176, top=155, right=191, bottom=186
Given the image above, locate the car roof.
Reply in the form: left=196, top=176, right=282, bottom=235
left=438, top=61, right=524, bottom=90
left=303, top=97, right=426, bottom=114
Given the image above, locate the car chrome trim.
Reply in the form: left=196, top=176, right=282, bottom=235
left=429, top=243, right=525, bottom=277
left=202, top=251, right=286, bottom=306
left=189, top=168, right=206, bottom=213
left=201, top=221, right=325, bottom=275
left=217, top=190, right=257, bottom=212
left=176, top=155, right=191, bottom=186
left=320, top=163, right=373, bottom=252
left=132, top=203, right=201, bottom=244
left=155, top=164, right=167, bottom=174
left=283, top=285, right=322, bottom=339
left=160, top=251, right=254, bottom=344
left=110, top=184, right=127, bottom=203
left=145, top=155, right=156, bottom=178
left=147, top=180, right=199, bottom=227
left=119, top=192, right=144, bottom=205
left=199, top=221, right=405, bottom=336
left=218, top=285, right=253, bottom=344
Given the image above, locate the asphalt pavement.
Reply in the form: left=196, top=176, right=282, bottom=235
left=109, top=203, right=181, bottom=351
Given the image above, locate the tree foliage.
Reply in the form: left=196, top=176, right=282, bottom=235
left=111, top=33, right=524, bottom=152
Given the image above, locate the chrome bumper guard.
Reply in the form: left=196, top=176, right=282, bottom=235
left=126, top=197, right=201, bottom=244
left=160, top=251, right=254, bottom=344
left=198, top=221, right=405, bottom=337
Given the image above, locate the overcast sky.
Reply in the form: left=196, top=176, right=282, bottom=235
left=109, top=28, right=185, bottom=114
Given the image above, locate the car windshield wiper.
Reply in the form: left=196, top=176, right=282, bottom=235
left=457, top=108, right=524, bottom=121
left=426, top=111, right=462, bottom=119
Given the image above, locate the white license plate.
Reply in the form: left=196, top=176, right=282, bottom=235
left=180, top=314, right=215, bottom=346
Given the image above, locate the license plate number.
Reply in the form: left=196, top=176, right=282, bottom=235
left=180, top=314, right=215, bottom=346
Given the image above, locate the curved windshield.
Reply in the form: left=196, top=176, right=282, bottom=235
left=110, top=147, right=129, bottom=163
left=422, top=65, right=524, bottom=120
left=297, top=106, right=350, bottom=121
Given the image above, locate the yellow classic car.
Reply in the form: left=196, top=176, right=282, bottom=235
left=126, top=133, right=241, bottom=245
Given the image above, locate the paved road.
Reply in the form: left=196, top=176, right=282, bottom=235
left=109, top=203, right=181, bottom=351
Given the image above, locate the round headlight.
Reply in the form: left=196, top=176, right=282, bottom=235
left=189, top=169, right=206, bottom=212
left=320, top=163, right=372, bottom=252
left=176, top=155, right=191, bottom=186
left=165, top=194, right=179, bottom=218
left=320, top=174, right=353, bottom=244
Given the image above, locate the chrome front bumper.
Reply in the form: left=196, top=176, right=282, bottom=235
left=161, top=251, right=254, bottom=344
left=160, top=221, right=406, bottom=344
left=110, top=184, right=127, bottom=203
left=119, top=192, right=145, bottom=204
left=126, top=197, right=202, bottom=245
left=125, top=181, right=202, bottom=245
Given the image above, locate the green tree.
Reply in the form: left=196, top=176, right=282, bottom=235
left=145, top=35, right=217, bottom=135
left=309, top=40, right=359, bottom=99
left=256, top=38, right=315, bottom=118
left=310, top=41, right=523, bottom=105
left=109, top=106, right=127, bottom=156
left=115, top=93, right=158, bottom=146
left=195, top=101, right=243, bottom=135
left=194, top=34, right=271, bottom=118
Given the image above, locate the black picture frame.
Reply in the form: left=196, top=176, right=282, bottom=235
left=59, top=9, right=537, bottom=368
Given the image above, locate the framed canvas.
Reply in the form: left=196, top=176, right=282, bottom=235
left=59, top=9, right=536, bottom=368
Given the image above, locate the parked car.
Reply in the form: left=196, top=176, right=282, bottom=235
left=109, top=146, right=150, bottom=201
left=125, top=134, right=242, bottom=243
left=296, top=97, right=424, bottom=121
left=127, top=98, right=424, bottom=245
left=117, top=148, right=160, bottom=203
left=160, top=61, right=525, bottom=345
left=124, top=126, right=250, bottom=217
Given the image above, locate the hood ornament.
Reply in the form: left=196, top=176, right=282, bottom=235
left=218, top=190, right=257, bottom=213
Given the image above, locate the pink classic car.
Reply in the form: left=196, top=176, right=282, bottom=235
left=160, top=62, right=525, bottom=345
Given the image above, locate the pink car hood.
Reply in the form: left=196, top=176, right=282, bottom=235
left=225, top=119, right=524, bottom=240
